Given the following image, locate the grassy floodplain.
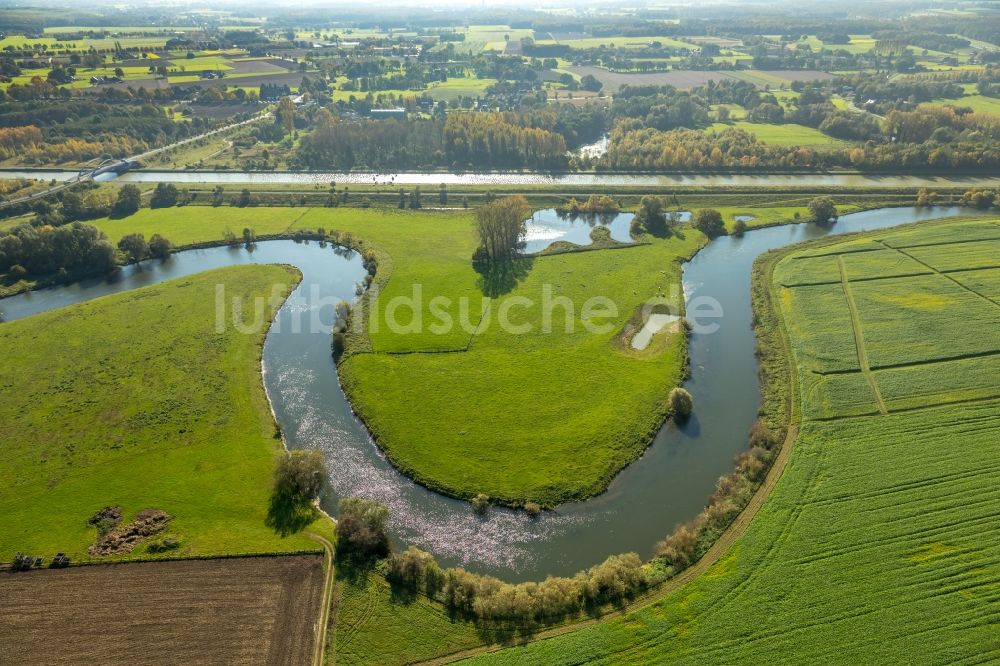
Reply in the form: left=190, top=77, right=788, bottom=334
left=0, top=265, right=333, bottom=561
left=458, top=216, right=1000, bottom=664
left=90, top=204, right=707, bottom=506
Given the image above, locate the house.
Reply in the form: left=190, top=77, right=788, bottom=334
left=369, top=108, right=406, bottom=120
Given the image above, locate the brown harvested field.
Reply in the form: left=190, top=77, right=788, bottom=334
left=0, top=555, right=325, bottom=666
left=569, top=65, right=739, bottom=91
left=568, top=65, right=836, bottom=91
left=762, top=69, right=838, bottom=82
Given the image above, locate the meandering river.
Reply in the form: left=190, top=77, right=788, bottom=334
left=0, top=206, right=967, bottom=580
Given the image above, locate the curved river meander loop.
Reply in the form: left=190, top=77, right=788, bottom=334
left=0, top=206, right=965, bottom=581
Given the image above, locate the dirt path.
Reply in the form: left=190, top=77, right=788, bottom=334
left=837, top=256, right=888, bottom=415
left=309, top=533, right=337, bottom=666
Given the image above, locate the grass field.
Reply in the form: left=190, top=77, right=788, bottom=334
left=927, top=94, right=1000, bottom=118
left=330, top=76, right=496, bottom=103
left=708, top=121, right=848, bottom=147
left=461, top=216, right=1000, bottom=664
left=0, top=555, right=325, bottom=666
left=0, top=265, right=331, bottom=561
left=332, top=569, right=481, bottom=666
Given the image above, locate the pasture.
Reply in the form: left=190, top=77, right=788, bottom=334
left=0, top=265, right=330, bottom=561
left=463, top=215, right=1000, bottom=664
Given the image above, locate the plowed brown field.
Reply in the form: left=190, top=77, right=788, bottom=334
left=0, top=555, right=325, bottom=666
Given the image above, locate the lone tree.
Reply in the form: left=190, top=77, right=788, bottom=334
left=634, top=196, right=668, bottom=237
left=273, top=450, right=326, bottom=503
left=473, top=195, right=530, bottom=264
left=668, top=387, right=694, bottom=421
left=117, top=233, right=148, bottom=263
left=693, top=208, right=726, bottom=238
left=112, top=184, right=141, bottom=218
left=337, top=497, right=390, bottom=561
left=808, top=197, right=838, bottom=224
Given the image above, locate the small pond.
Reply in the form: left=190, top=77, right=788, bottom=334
left=523, top=208, right=634, bottom=253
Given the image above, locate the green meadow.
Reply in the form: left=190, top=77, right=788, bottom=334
left=709, top=120, right=849, bottom=148
left=91, top=204, right=707, bottom=506
left=461, top=216, right=1000, bottom=665
left=0, top=265, right=331, bottom=561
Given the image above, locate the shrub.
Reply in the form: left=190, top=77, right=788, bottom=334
left=655, top=524, right=699, bottom=570
left=693, top=208, right=726, bottom=238
left=149, top=182, right=179, bottom=208
left=11, top=553, right=41, bottom=571
left=732, top=219, right=748, bottom=236
left=668, top=387, right=694, bottom=420
left=148, top=234, right=172, bottom=259
left=330, top=331, right=347, bottom=361
left=524, top=501, right=541, bottom=517
left=589, top=225, right=612, bottom=243
left=337, top=497, right=390, bottom=560
left=749, top=420, right=780, bottom=450
left=49, top=553, right=70, bottom=568
left=117, top=233, right=148, bottom=263
left=9, top=264, right=27, bottom=278
left=472, top=493, right=490, bottom=513
left=387, top=545, right=436, bottom=588
left=807, top=196, right=838, bottom=224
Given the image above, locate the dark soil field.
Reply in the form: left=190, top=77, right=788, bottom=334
left=0, top=555, right=325, bottom=666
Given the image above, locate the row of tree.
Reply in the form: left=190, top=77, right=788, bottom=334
left=294, top=110, right=571, bottom=171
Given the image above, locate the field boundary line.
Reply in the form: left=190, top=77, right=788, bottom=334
left=813, top=347, right=1000, bottom=374
left=884, top=235, right=1000, bottom=250
left=780, top=270, right=933, bottom=288
left=837, top=256, right=887, bottom=415
left=878, top=241, right=1000, bottom=310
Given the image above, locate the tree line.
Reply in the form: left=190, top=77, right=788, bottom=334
left=294, top=110, right=570, bottom=171
left=334, top=417, right=785, bottom=626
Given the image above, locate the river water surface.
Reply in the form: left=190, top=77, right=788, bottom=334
left=0, top=206, right=967, bottom=580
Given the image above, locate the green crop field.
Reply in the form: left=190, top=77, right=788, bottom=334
left=459, top=216, right=1000, bottom=665
left=0, top=265, right=332, bottom=562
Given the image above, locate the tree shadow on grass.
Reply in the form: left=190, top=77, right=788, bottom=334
left=475, top=256, right=535, bottom=297
left=265, top=492, right=318, bottom=537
